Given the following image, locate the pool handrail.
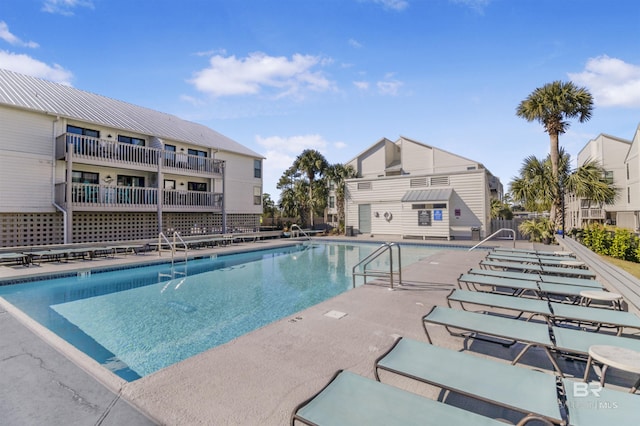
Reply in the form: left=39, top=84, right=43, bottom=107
left=290, top=224, right=310, bottom=240
left=352, top=242, right=402, bottom=290
left=468, top=228, right=516, bottom=252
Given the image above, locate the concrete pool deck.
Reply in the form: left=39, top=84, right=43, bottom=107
left=1, top=236, right=639, bottom=425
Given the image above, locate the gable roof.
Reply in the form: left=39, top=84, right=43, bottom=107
left=0, top=68, right=263, bottom=158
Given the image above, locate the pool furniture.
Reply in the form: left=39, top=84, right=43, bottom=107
left=488, top=250, right=576, bottom=261
left=480, top=259, right=596, bottom=279
left=373, top=337, right=564, bottom=425
left=0, top=252, right=29, bottom=266
left=583, top=345, right=640, bottom=392
left=422, top=306, right=640, bottom=375
left=486, top=254, right=586, bottom=268
left=467, top=268, right=601, bottom=288
left=290, top=370, right=508, bottom=426
left=28, top=249, right=71, bottom=265
left=448, top=289, right=640, bottom=335
left=457, top=273, right=603, bottom=300
left=580, top=290, right=624, bottom=310
left=562, top=377, right=640, bottom=425
left=493, top=247, right=575, bottom=257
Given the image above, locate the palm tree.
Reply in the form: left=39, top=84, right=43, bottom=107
left=510, top=149, right=617, bottom=229
left=325, top=163, right=357, bottom=232
left=516, top=81, right=593, bottom=227
left=293, top=149, right=329, bottom=227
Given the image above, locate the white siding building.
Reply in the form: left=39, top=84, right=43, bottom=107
left=565, top=133, right=630, bottom=230
left=344, top=137, right=501, bottom=240
left=0, top=69, right=264, bottom=247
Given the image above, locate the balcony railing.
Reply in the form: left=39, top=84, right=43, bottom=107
left=56, top=133, right=224, bottom=176
left=580, top=208, right=605, bottom=219
left=56, top=183, right=223, bottom=211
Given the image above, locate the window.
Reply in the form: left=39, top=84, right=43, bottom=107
left=164, top=180, right=176, bottom=190
left=72, top=171, right=98, bottom=184
left=604, top=170, right=614, bottom=184
left=627, top=163, right=630, bottom=180
left=628, top=187, right=631, bottom=204
left=188, top=149, right=207, bottom=158
left=329, top=181, right=335, bottom=190
left=67, top=125, right=99, bottom=138
left=164, top=144, right=176, bottom=166
left=329, top=196, right=335, bottom=209
left=254, top=159, right=262, bottom=178
left=117, top=175, right=144, bottom=187
left=118, top=135, right=145, bottom=146
left=188, top=182, right=207, bottom=191
left=254, top=186, right=262, bottom=205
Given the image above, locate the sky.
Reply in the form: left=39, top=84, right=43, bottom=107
left=1, top=0, right=639, bottom=200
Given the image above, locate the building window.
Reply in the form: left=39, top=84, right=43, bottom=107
left=117, top=175, right=144, bottom=187
left=254, top=159, right=262, bottom=178
left=118, top=135, right=145, bottom=146
left=329, top=196, right=335, bottom=208
left=188, top=148, right=208, bottom=158
left=329, top=181, right=335, bottom=190
left=72, top=171, right=98, bottom=184
left=188, top=182, right=207, bottom=191
left=67, top=125, right=99, bottom=138
left=254, top=186, right=262, bottom=205
left=357, top=182, right=372, bottom=190
left=628, top=187, right=631, bottom=204
left=627, top=163, right=630, bottom=180
left=604, top=170, right=614, bottom=184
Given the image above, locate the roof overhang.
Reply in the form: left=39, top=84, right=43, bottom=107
left=401, top=188, right=453, bottom=203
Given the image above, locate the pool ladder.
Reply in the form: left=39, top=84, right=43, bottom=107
left=351, top=242, right=402, bottom=290
left=157, top=231, right=188, bottom=280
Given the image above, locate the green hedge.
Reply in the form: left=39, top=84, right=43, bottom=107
left=577, top=223, right=640, bottom=262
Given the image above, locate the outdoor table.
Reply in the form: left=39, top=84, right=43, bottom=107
left=580, top=290, right=623, bottom=310
left=583, top=345, right=640, bottom=393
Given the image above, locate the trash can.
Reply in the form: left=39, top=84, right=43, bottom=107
left=471, top=227, right=480, bottom=241
left=346, top=226, right=354, bottom=237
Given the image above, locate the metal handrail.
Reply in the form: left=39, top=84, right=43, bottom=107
left=172, top=231, right=189, bottom=265
left=157, top=231, right=188, bottom=279
left=290, top=224, right=310, bottom=240
left=468, top=228, right=516, bottom=251
left=352, top=242, right=402, bottom=290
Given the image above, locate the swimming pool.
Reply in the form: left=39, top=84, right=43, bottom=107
left=0, top=241, right=444, bottom=381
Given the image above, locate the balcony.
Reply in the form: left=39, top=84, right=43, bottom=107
left=56, top=183, right=223, bottom=212
left=580, top=208, right=605, bottom=220
left=56, top=133, right=224, bottom=177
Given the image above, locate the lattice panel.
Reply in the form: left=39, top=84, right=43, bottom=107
left=163, top=213, right=259, bottom=235
left=0, top=213, right=64, bottom=247
left=72, top=212, right=158, bottom=243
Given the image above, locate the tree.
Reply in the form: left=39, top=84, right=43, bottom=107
left=510, top=149, right=618, bottom=227
left=292, top=149, right=329, bottom=227
left=516, top=81, right=593, bottom=227
left=325, top=163, right=357, bottom=232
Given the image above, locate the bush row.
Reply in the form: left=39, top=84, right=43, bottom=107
left=571, top=223, right=640, bottom=263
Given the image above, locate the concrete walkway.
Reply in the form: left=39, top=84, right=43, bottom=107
left=1, top=236, right=638, bottom=425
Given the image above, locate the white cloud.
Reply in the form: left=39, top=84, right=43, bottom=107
left=0, top=50, right=73, bottom=85
left=42, top=0, right=94, bottom=16
left=334, top=141, right=347, bottom=149
left=368, top=0, right=409, bottom=11
left=449, top=0, right=492, bottom=13
left=377, top=79, right=403, bottom=95
left=189, top=52, right=335, bottom=99
left=569, top=56, right=640, bottom=108
left=353, top=81, right=369, bottom=90
left=0, top=22, right=39, bottom=48
left=348, top=38, right=363, bottom=48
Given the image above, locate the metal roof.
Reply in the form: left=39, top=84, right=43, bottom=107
left=0, top=68, right=263, bottom=158
left=401, top=188, right=453, bottom=202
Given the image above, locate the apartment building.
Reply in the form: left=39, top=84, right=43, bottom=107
left=343, top=136, right=502, bottom=240
left=565, top=132, right=633, bottom=230
left=0, top=69, right=264, bottom=247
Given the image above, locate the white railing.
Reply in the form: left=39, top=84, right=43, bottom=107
left=468, top=228, right=516, bottom=251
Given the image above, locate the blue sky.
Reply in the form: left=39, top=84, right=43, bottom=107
left=2, top=0, right=639, bottom=200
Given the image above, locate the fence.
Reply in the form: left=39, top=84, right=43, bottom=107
left=490, top=219, right=526, bottom=240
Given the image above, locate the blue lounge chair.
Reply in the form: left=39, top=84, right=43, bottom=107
left=467, top=268, right=603, bottom=288
left=290, top=370, right=507, bottom=426
left=480, top=260, right=596, bottom=279
left=374, top=337, right=564, bottom=425
left=448, top=289, right=640, bottom=335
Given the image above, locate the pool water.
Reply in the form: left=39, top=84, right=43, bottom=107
left=0, top=241, right=442, bottom=381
